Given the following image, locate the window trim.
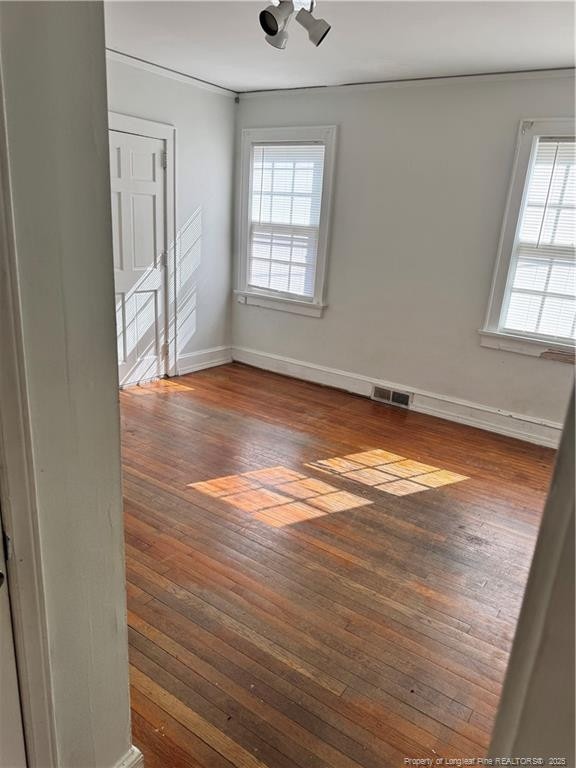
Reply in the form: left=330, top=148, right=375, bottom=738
left=481, top=118, right=575, bottom=355
left=236, top=125, right=337, bottom=316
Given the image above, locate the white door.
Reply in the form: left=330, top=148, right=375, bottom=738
left=0, top=536, right=27, bottom=767
left=109, top=130, right=167, bottom=386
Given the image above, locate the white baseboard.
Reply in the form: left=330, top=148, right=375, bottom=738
left=115, top=746, right=144, bottom=768
left=231, top=346, right=562, bottom=448
left=177, top=346, right=233, bottom=375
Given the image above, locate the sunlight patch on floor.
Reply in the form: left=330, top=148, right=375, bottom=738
left=306, top=449, right=468, bottom=496
left=187, top=449, right=468, bottom=528
left=124, top=379, right=196, bottom=395
left=187, top=465, right=372, bottom=527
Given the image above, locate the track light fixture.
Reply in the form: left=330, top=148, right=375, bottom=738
left=295, top=6, right=331, bottom=47
left=259, top=0, right=331, bottom=50
left=259, top=0, right=294, bottom=49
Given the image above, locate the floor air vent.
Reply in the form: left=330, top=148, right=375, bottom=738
left=372, top=386, right=412, bottom=408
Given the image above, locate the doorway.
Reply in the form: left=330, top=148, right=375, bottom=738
left=109, top=114, right=176, bottom=386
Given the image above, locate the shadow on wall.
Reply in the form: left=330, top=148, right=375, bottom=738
left=174, top=207, right=202, bottom=355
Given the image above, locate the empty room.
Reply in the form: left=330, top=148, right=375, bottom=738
left=0, top=2, right=574, bottom=768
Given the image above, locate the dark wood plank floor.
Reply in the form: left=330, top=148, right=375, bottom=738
left=121, top=363, right=555, bottom=767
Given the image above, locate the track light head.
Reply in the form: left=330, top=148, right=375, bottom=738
left=265, top=29, right=290, bottom=49
left=259, top=1, right=294, bottom=48
left=295, top=6, right=331, bottom=46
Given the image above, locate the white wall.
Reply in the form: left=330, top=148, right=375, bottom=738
left=0, top=3, right=136, bottom=767
left=490, top=391, right=574, bottom=760
left=234, top=73, right=575, bottom=437
left=106, top=56, right=236, bottom=372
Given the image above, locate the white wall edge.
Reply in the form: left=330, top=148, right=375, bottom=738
left=115, top=746, right=144, bottom=768
left=239, top=67, right=575, bottom=99
left=106, top=49, right=238, bottom=98
left=231, top=346, right=562, bottom=448
left=178, top=345, right=233, bottom=375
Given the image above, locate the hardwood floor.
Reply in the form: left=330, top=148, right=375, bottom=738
left=121, top=363, right=555, bottom=767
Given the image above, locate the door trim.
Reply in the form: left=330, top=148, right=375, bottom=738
left=0, top=58, right=58, bottom=767
left=109, top=112, right=177, bottom=377
left=0, top=510, right=27, bottom=767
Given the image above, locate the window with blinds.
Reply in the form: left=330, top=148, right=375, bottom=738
left=501, top=136, right=576, bottom=342
left=248, top=143, right=326, bottom=299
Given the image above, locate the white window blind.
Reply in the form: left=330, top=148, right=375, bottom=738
left=248, top=143, right=326, bottom=299
left=501, top=136, right=576, bottom=342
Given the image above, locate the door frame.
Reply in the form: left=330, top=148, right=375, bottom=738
left=0, top=58, right=58, bottom=766
left=109, top=112, right=177, bottom=378
left=0, top=496, right=27, bottom=767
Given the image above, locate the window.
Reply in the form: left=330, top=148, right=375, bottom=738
left=249, top=143, right=325, bottom=298
left=482, top=119, right=575, bottom=356
left=237, top=126, right=336, bottom=316
left=502, top=137, right=575, bottom=340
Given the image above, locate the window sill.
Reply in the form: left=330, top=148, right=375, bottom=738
left=479, top=329, right=575, bottom=363
left=234, top=291, right=326, bottom=318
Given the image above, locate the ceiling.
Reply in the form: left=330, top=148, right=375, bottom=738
left=104, top=1, right=575, bottom=93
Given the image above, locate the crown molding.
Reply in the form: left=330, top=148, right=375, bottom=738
left=239, top=67, right=575, bottom=98
left=105, top=49, right=238, bottom=98
left=106, top=50, right=574, bottom=100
